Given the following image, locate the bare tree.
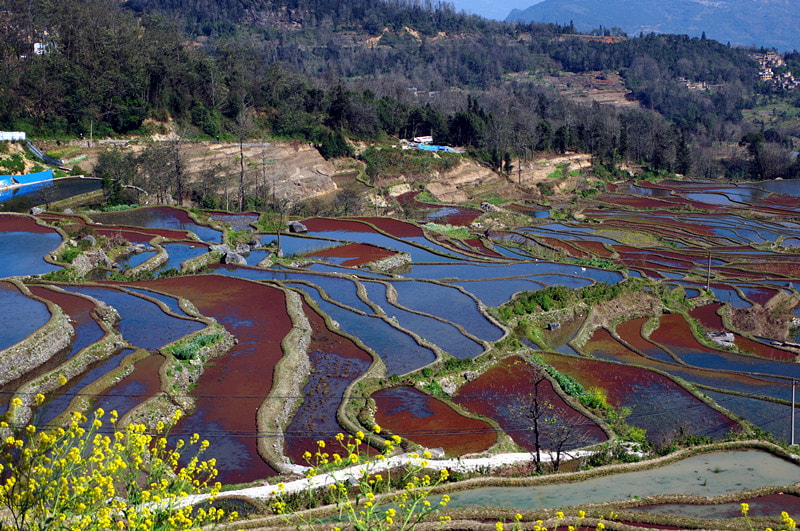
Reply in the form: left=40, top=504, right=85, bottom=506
left=525, top=374, right=552, bottom=474
left=235, top=100, right=255, bottom=211
left=170, top=134, right=186, bottom=206
left=513, top=363, right=596, bottom=474
left=33, top=183, right=59, bottom=211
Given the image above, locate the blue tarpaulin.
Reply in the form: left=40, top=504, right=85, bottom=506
left=0, top=180, right=52, bottom=203
left=13, top=170, right=53, bottom=185
left=409, top=143, right=455, bottom=153
left=0, top=176, right=12, bottom=187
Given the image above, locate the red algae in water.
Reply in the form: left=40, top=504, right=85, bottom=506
left=28, top=286, right=105, bottom=356
left=547, top=336, right=738, bottom=443
left=92, top=354, right=164, bottom=419
left=0, top=213, right=56, bottom=233
left=650, top=313, right=796, bottom=363
left=306, top=242, right=396, bottom=267
left=454, top=357, right=606, bottom=451
left=463, top=238, right=503, bottom=258
left=283, top=302, right=373, bottom=463
left=372, top=386, right=495, bottom=456
left=689, top=304, right=725, bottom=331
left=350, top=217, right=425, bottom=238
left=301, top=218, right=379, bottom=233
left=615, top=317, right=669, bottom=358
left=140, top=275, right=292, bottom=483
left=94, top=226, right=192, bottom=242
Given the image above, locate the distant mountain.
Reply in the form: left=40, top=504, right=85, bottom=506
left=506, top=0, right=800, bottom=51
left=450, top=0, right=539, bottom=20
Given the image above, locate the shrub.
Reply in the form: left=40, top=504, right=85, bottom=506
left=271, top=427, right=453, bottom=530
left=0, top=153, right=25, bottom=173
left=169, top=333, right=224, bottom=361
left=0, top=401, right=236, bottom=530
left=58, top=247, right=81, bottom=264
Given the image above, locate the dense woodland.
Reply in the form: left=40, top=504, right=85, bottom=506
left=1, top=0, right=799, bottom=182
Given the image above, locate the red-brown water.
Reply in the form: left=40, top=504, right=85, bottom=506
left=565, top=331, right=738, bottom=443
left=372, top=385, right=495, bottom=455
left=283, top=302, right=373, bottom=463
left=453, top=357, right=607, bottom=451
left=306, top=242, right=395, bottom=266
left=141, top=275, right=292, bottom=483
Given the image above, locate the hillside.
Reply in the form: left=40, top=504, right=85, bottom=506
left=1, top=0, right=799, bottom=189
left=507, top=0, right=800, bottom=51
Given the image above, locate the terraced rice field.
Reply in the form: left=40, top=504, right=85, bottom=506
left=2, top=177, right=800, bottom=514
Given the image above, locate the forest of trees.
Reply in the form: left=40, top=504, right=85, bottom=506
left=1, top=0, right=799, bottom=181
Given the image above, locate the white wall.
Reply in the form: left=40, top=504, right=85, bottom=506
left=0, top=132, right=27, bottom=141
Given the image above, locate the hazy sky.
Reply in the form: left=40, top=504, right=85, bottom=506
left=449, top=0, right=538, bottom=21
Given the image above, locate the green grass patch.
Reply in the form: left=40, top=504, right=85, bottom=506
left=0, top=153, right=25, bottom=173
left=415, top=190, right=437, bottom=203
left=59, top=247, right=82, bottom=263
left=46, top=146, right=82, bottom=159
left=167, top=333, right=225, bottom=361
left=102, top=204, right=139, bottom=212
left=424, top=222, right=472, bottom=240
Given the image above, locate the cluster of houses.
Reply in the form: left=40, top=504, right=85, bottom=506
left=753, top=53, right=800, bottom=90
left=677, top=77, right=708, bottom=92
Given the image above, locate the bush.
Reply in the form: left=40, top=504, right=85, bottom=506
left=0, top=153, right=25, bottom=173
left=169, top=333, right=224, bottom=361
left=0, top=402, right=236, bottom=530
left=271, top=427, right=453, bottom=530
left=58, top=247, right=81, bottom=263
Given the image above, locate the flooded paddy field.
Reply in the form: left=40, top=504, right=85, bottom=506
left=440, top=449, right=800, bottom=510
left=0, top=214, right=62, bottom=276
left=283, top=302, right=372, bottom=464
left=545, top=337, right=738, bottom=444
left=372, top=385, right=495, bottom=455
left=453, top=357, right=607, bottom=451
left=142, top=275, right=292, bottom=483
left=87, top=206, right=223, bottom=242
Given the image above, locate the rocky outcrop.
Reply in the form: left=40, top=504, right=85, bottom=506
left=223, top=252, right=247, bottom=265
left=72, top=249, right=112, bottom=275
left=209, top=243, right=231, bottom=254
left=289, top=221, right=308, bottom=233
left=366, top=252, right=412, bottom=273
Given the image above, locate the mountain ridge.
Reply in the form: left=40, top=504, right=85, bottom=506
left=506, top=0, right=800, bottom=51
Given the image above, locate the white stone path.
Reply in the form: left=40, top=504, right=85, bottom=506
left=182, top=450, right=598, bottom=507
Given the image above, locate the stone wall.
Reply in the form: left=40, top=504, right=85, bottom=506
left=0, top=290, right=72, bottom=387
left=258, top=289, right=312, bottom=474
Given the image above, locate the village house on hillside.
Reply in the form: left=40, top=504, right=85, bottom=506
left=752, top=52, right=799, bottom=90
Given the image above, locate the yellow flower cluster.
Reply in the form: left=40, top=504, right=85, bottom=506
left=0, top=404, right=236, bottom=530
left=274, top=424, right=453, bottom=530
